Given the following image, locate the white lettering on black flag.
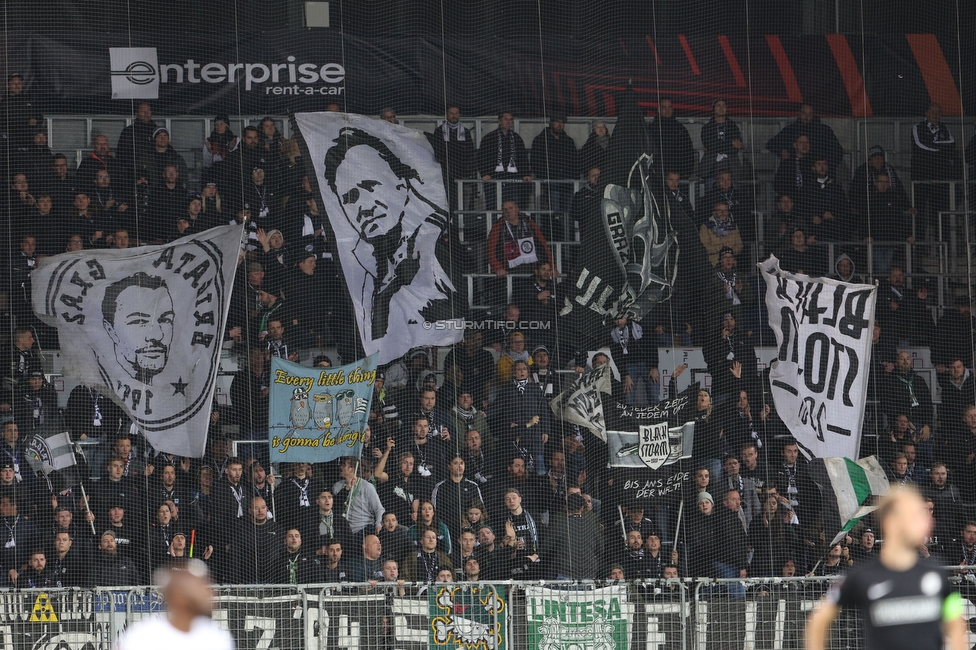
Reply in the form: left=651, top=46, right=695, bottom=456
left=295, top=112, right=463, bottom=364
left=32, top=225, right=243, bottom=457
left=759, top=256, right=877, bottom=460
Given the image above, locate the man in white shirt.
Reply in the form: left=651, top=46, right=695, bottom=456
left=116, top=559, right=234, bottom=650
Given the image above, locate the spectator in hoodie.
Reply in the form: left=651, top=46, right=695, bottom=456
left=766, top=104, right=844, bottom=174
left=831, top=253, right=863, bottom=284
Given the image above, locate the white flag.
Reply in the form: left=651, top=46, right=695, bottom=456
left=549, top=363, right=612, bottom=441
left=759, top=256, right=877, bottom=460
left=32, top=225, right=242, bottom=457
left=25, top=431, right=77, bottom=476
left=109, top=47, right=160, bottom=100
left=295, top=112, right=463, bottom=364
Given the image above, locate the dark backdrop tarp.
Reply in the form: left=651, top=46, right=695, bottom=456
left=0, top=31, right=969, bottom=117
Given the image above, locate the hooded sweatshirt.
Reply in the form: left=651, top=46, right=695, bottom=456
left=832, top=253, right=863, bottom=283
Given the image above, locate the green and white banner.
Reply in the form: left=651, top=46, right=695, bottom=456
left=526, top=585, right=632, bottom=650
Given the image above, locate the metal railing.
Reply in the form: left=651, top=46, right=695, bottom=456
left=12, top=575, right=976, bottom=650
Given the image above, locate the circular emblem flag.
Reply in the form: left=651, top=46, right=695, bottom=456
left=32, top=225, right=242, bottom=457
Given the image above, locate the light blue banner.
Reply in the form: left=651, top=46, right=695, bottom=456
left=268, top=354, right=377, bottom=462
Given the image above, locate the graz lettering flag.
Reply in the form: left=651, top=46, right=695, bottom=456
left=295, top=112, right=463, bottom=364
left=32, top=225, right=243, bottom=457
left=269, top=355, right=376, bottom=463
left=759, top=256, right=877, bottom=460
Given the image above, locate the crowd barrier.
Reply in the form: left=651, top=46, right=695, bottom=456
left=9, top=574, right=976, bottom=650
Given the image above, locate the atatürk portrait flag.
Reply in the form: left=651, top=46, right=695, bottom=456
left=32, top=225, right=243, bottom=457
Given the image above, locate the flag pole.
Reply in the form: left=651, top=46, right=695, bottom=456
left=672, top=498, right=685, bottom=548
left=617, top=505, right=628, bottom=542
left=79, top=482, right=97, bottom=536
left=342, top=425, right=370, bottom=520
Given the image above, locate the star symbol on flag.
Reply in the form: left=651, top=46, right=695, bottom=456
left=170, top=377, right=188, bottom=396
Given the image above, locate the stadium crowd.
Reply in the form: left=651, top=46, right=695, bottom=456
left=1, top=72, right=976, bottom=588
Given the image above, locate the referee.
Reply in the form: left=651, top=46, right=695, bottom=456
left=806, top=485, right=967, bottom=650
left=116, top=559, right=234, bottom=650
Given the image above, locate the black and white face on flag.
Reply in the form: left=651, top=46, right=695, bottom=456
left=32, top=225, right=243, bottom=457
left=296, top=112, right=463, bottom=364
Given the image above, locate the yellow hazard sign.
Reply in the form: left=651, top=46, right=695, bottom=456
left=29, top=592, right=58, bottom=623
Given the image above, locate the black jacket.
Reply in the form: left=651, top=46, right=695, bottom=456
left=490, top=381, right=551, bottom=457
left=714, top=507, right=750, bottom=570
left=477, top=128, right=530, bottom=178
left=272, top=547, right=320, bottom=584
left=648, top=117, right=696, bottom=178
left=234, top=520, right=280, bottom=583
left=911, top=120, right=960, bottom=180
left=427, top=122, right=477, bottom=179
left=530, top=128, right=579, bottom=180
left=766, top=118, right=844, bottom=172
left=91, top=550, right=139, bottom=586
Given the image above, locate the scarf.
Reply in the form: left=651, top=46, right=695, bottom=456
left=716, top=270, right=741, bottom=306
left=496, top=130, right=517, bottom=172
left=610, top=321, right=643, bottom=356
left=706, top=214, right=737, bottom=238
left=440, top=121, right=469, bottom=142
left=515, top=379, right=528, bottom=394
left=505, top=349, right=530, bottom=365
left=453, top=403, right=478, bottom=425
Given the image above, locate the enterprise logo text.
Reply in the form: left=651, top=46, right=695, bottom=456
left=156, top=57, right=345, bottom=93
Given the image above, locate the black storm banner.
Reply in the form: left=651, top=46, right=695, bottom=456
left=32, top=225, right=243, bottom=457
left=606, top=391, right=696, bottom=504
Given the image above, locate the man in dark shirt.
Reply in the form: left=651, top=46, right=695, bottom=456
left=430, top=455, right=484, bottom=543
left=648, top=98, right=696, bottom=180
left=234, top=496, right=278, bottom=583
left=530, top=116, right=579, bottom=229
left=766, top=104, right=844, bottom=174
left=807, top=486, right=966, bottom=650
left=477, top=112, right=532, bottom=209
left=272, top=528, right=319, bottom=584
left=427, top=106, right=476, bottom=215
left=320, top=539, right=352, bottom=582
left=443, top=331, right=494, bottom=409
